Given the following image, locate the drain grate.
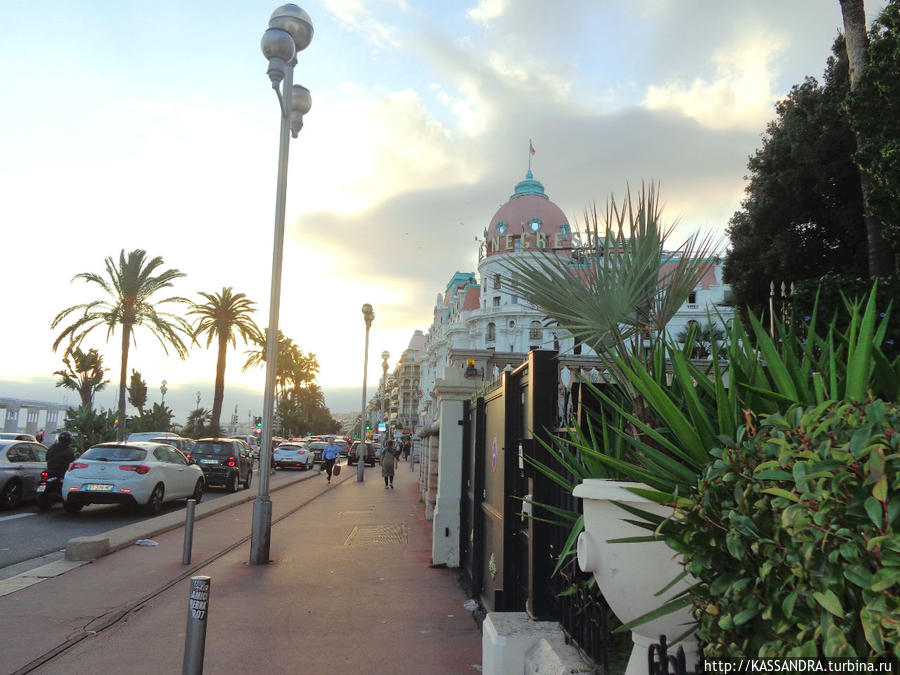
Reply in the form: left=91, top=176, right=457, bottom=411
left=344, top=523, right=408, bottom=546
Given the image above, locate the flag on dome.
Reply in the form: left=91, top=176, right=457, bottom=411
left=529, top=140, right=535, bottom=155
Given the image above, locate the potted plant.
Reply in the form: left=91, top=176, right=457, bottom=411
left=504, top=182, right=897, bottom=664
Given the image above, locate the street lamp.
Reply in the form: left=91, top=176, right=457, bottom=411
left=160, top=380, right=167, bottom=406
left=250, top=3, right=314, bottom=567
left=381, top=350, right=390, bottom=447
left=358, top=304, right=375, bottom=482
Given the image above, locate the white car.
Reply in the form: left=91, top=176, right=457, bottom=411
left=272, top=442, right=314, bottom=470
left=63, top=442, right=205, bottom=515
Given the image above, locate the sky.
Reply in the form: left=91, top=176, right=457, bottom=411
left=0, top=0, right=887, bottom=423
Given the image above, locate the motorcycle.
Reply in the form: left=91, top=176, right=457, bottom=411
left=36, top=472, right=64, bottom=510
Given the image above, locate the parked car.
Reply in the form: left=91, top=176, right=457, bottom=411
left=0, top=439, right=48, bottom=509
left=229, top=434, right=260, bottom=459
left=308, top=441, right=328, bottom=464
left=0, top=432, right=38, bottom=442
left=188, top=438, right=254, bottom=492
left=347, top=441, right=376, bottom=467
left=62, top=442, right=204, bottom=515
left=272, top=442, right=314, bottom=470
left=333, top=439, right=350, bottom=458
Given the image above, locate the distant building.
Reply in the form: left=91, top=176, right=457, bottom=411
left=414, top=168, right=733, bottom=442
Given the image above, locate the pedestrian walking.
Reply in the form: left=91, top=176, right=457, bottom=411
left=381, top=440, right=397, bottom=488
left=401, top=440, right=410, bottom=461
left=321, top=438, right=340, bottom=485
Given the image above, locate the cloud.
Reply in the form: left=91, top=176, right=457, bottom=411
left=322, top=0, right=402, bottom=48
left=466, top=0, right=509, bottom=25
left=642, top=33, right=787, bottom=130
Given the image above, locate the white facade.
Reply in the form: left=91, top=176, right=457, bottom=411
left=415, top=170, right=733, bottom=439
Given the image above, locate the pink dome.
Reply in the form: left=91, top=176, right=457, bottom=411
left=484, top=171, right=572, bottom=258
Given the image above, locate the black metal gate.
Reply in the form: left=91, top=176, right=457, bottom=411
left=458, top=350, right=625, bottom=668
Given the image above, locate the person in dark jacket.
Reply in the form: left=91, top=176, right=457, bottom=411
left=46, top=431, right=75, bottom=479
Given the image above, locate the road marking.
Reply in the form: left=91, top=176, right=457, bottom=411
left=0, top=512, right=36, bottom=523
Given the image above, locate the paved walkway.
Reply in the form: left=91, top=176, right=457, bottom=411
left=0, top=462, right=483, bottom=674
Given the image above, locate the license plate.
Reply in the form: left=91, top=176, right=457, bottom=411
left=36, top=485, right=46, bottom=493
left=200, top=459, right=219, bottom=464
left=85, top=484, right=114, bottom=492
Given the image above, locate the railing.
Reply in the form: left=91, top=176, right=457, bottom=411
left=648, top=636, right=699, bottom=675
left=543, top=461, right=629, bottom=670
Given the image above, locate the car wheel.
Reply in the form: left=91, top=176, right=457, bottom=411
left=1, top=480, right=22, bottom=509
left=274, top=465, right=281, bottom=471
left=63, top=500, right=83, bottom=514
left=243, top=470, right=252, bottom=489
left=191, top=479, right=204, bottom=503
left=37, top=492, right=52, bottom=511
left=143, top=484, right=165, bottom=515
left=229, top=472, right=240, bottom=493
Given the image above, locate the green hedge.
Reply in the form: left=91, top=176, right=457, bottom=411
left=681, top=400, right=900, bottom=658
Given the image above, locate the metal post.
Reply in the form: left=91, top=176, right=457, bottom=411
left=182, top=499, right=197, bottom=565
left=250, top=55, right=294, bottom=566
left=182, top=576, right=211, bottom=675
left=358, top=307, right=373, bottom=482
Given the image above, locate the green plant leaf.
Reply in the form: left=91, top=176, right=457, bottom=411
left=762, top=487, right=800, bottom=502
left=870, top=567, right=900, bottom=592
left=734, top=606, right=761, bottom=626
left=813, top=589, right=844, bottom=617
left=843, top=566, right=873, bottom=589
left=865, top=496, right=884, bottom=528
left=612, top=593, right=694, bottom=632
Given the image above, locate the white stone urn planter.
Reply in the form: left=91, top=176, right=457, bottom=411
left=572, top=479, right=698, bottom=675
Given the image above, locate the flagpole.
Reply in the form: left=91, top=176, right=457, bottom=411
left=528, top=138, right=532, bottom=172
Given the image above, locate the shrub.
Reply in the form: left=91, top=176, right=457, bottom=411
left=680, top=400, right=900, bottom=657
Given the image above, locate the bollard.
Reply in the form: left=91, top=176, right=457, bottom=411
left=183, top=575, right=211, bottom=675
left=182, top=499, right=196, bottom=565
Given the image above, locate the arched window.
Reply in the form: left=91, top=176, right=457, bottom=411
left=487, top=322, right=496, bottom=342
left=529, top=321, right=542, bottom=340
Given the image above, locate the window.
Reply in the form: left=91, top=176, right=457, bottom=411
left=511, top=295, right=518, bottom=304
left=529, top=320, right=542, bottom=340
left=493, top=296, right=501, bottom=307
left=487, top=322, right=496, bottom=342
left=494, top=273, right=501, bottom=290
left=688, top=291, right=697, bottom=305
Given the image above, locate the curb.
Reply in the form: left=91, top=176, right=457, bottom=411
left=63, top=466, right=322, bottom=560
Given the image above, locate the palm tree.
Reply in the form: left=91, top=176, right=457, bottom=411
left=500, top=183, right=721, bottom=397
left=51, top=249, right=191, bottom=439
left=243, top=330, right=319, bottom=401
left=53, top=345, right=110, bottom=408
left=188, top=287, right=263, bottom=428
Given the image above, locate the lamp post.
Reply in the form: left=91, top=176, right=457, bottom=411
left=160, top=380, right=167, bottom=406
left=358, top=304, right=375, bottom=482
left=250, top=3, right=314, bottom=566
left=381, top=351, right=389, bottom=446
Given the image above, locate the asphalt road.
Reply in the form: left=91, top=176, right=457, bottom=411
left=0, top=465, right=315, bottom=571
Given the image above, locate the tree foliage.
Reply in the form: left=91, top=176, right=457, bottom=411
left=724, top=38, right=869, bottom=319
left=53, top=345, right=109, bottom=409
left=188, top=287, right=262, bottom=428
left=847, top=0, right=900, bottom=251
left=50, top=249, right=191, bottom=439
left=63, top=406, right=117, bottom=454
left=127, top=369, right=147, bottom=415
left=129, top=402, right=174, bottom=433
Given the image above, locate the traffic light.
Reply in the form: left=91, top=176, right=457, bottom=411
left=254, top=416, right=262, bottom=430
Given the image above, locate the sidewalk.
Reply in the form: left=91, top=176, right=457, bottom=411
left=0, top=462, right=483, bottom=674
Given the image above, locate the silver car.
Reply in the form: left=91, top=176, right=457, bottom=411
left=0, top=440, right=48, bottom=509
left=272, top=442, right=314, bottom=470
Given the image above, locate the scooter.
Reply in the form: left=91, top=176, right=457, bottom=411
left=36, top=472, right=63, bottom=510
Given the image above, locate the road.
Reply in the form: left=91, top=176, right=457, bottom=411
left=0, top=465, right=317, bottom=572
